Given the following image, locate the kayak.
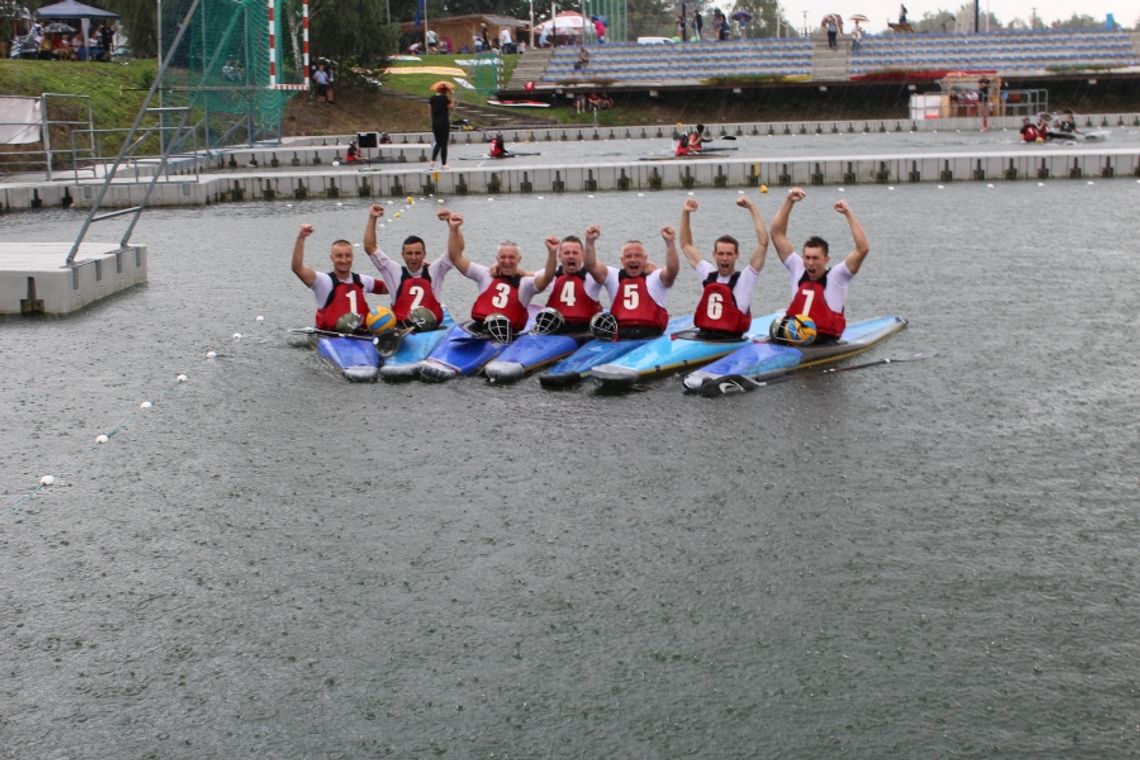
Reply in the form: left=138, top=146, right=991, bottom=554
left=487, top=99, right=551, bottom=108
left=591, top=311, right=784, bottom=388
left=457, top=151, right=542, bottom=160
left=484, top=331, right=591, bottom=383
left=312, top=334, right=381, bottom=383
left=537, top=314, right=694, bottom=389
left=378, top=309, right=456, bottom=381
left=682, top=315, right=908, bottom=396
left=419, top=306, right=542, bottom=382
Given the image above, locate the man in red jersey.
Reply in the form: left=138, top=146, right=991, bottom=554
left=363, top=203, right=453, bottom=330
left=530, top=233, right=605, bottom=333
left=770, top=187, right=870, bottom=343
left=291, top=223, right=387, bottom=332
left=445, top=212, right=541, bottom=341
left=679, top=195, right=769, bottom=338
left=582, top=222, right=680, bottom=339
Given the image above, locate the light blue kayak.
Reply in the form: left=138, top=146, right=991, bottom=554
left=682, top=315, right=908, bottom=395
left=537, top=314, right=693, bottom=389
left=312, top=334, right=381, bottom=383
left=378, top=309, right=456, bottom=381
left=484, top=331, right=591, bottom=383
left=590, top=311, right=784, bottom=388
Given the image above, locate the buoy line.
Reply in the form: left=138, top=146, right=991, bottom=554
left=3, top=315, right=269, bottom=516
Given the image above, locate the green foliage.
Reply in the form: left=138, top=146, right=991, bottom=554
left=730, top=0, right=794, bottom=38
left=1050, top=14, right=1105, bottom=30
left=627, top=0, right=675, bottom=38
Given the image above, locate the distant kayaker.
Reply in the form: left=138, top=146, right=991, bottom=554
left=292, top=223, right=388, bottom=332
left=363, top=204, right=454, bottom=330
left=582, top=223, right=680, bottom=340
left=769, top=187, right=870, bottom=344
left=679, top=195, right=769, bottom=338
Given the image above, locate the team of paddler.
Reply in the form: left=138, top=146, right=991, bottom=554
left=291, top=187, right=872, bottom=353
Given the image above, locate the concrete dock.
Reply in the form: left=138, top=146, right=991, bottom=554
left=0, top=242, right=147, bottom=316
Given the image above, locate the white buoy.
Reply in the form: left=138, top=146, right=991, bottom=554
left=1037, top=182, right=1045, bottom=187
left=987, top=183, right=995, bottom=188
left=887, top=186, right=895, bottom=191
left=332, top=160, right=340, bottom=167
left=536, top=196, right=544, bottom=200
left=206, top=351, right=217, bottom=359
left=1087, top=181, right=1095, bottom=185
left=937, top=185, right=945, bottom=189
left=233, top=333, right=243, bottom=340
left=95, top=434, right=109, bottom=444
left=176, top=374, right=188, bottom=382
left=336, top=202, right=343, bottom=207
left=487, top=197, right=495, bottom=201
left=837, top=187, right=845, bottom=192
left=140, top=401, right=152, bottom=409
left=40, top=475, right=55, bottom=486
left=256, top=315, right=264, bottom=322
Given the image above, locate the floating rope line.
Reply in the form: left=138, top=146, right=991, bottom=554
left=3, top=315, right=268, bottom=516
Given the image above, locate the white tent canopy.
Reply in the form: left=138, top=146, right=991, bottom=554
left=537, top=11, right=585, bottom=34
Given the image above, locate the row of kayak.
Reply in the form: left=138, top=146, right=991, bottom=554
left=302, top=310, right=908, bottom=395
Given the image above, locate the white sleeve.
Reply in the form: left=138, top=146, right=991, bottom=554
left=310, top=271, right=333, bottom=306
left=366, top=251, right=400, bottom=295
left=694, top=260, right=715, bottom=280
left=825, top=261, right=853, bottom=312
left=784, top=252, right=805, bottom=297
left=518, top=276, right=538, bottom=306
left=465, top=262, right=492, bottom=291
left=732, top=267, right=759, bottom=311
left=428, top=256, right=455, bottom=298
left=601, top=267, right=621, bottom=307
left=646, top=270, right=670, bottom=309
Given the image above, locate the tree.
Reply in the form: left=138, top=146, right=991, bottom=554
left=1050, top=14, right=1103, bottom=30
left=627, top=0, right=679, bottom=39
left=730, top=0, right=794, bottom=37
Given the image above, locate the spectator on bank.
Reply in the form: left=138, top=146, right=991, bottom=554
left=574, top=45, right=589, bottom=71
left=99, top=22, right=113, bottom=60
left=312, top=63, right=330, bottom=103
left=851, top=21, right=863, bottom=52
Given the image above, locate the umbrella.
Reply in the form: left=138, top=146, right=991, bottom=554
left=44, top=21, right=75, bottom=33
left=536, top=12, right=585, bottom=34
left=731, top=10, right=752, bottom=22
left=430, top=81, right=453, bottom=93
left=849, top=13, right=869, bottom=22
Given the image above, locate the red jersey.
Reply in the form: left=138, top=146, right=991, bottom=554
left=393, top=266, right=444, bottom=323
left=315, top=272, right=383, bottom=331
left=472, top=274, right=529, bottom=331
left=611, top=271, right=668, bottom=332
left=694, top=271, right=751, bottom=335
left=787, top=270, right=845, bottom=338
left=547, top=268, right=601, bottom=328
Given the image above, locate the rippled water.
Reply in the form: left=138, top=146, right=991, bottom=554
left=2, top=177, right=1139, bottom=758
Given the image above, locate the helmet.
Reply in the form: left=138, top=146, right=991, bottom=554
left=406, top=306, right=439, bottom=332
left=769, top=314, right=817, bottom=346
left=483, top=313, right=515, bottom=344
left=365, top=305, right=396, bottom=336
left=589, top=311, right=620, bottom=341
left=335, top=312, right=363, bottom=334
left=531, top=307, right=565, bottom=336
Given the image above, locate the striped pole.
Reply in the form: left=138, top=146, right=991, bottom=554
left=302, top=0, right=310, bottom=91
left=267, top=0, right=276, bottom=87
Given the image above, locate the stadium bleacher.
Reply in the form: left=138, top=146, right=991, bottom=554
left=534, top=30, right=1137, bottom=88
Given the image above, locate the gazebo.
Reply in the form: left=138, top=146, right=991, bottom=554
left=35, top=0, right=118, bottom=57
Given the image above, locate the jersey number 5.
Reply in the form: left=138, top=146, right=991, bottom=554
left=621, top=283, right=640, bottom=310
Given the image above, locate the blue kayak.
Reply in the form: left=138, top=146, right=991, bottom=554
left=537, top=314, right=693, bottom=389
left=378, top=309, right=456, bottom=381
left=590, top=310, right=785, bottom=388
left=419, top=307, right=543, bottom=382
left=682, top=315, right=908, bottom=395
left=483, top=331, right=591, bottom=383
left=313, top=335, right=381, bottom=383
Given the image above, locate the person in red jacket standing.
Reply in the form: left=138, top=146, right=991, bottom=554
left=769, top=187, right=870, bottom=343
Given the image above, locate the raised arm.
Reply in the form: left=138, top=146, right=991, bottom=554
left=362, top=203, right=385, bottom=256
left=770, top=187, right=806, bottom=263
left=445, top=212, right=473, bottom=275
left=583, top=224, right=608, bottom=283
left=532, top=235, right=561, bottom=291
left=291, top=224, right=318, bottom=288
left=836, top=200, right=870, bottom=275
left=658, top=225, right=680, bottom=288
left=678, top=198, right=703, bottom=268
left=736, top=195, right=769, bottom=272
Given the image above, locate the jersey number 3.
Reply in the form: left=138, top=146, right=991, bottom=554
left=491, top=282, right=512, bottom=309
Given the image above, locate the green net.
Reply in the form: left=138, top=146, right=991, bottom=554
left=469, top=51, right=504, bottom=98
left=164, top=0, right=301, bottom=146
